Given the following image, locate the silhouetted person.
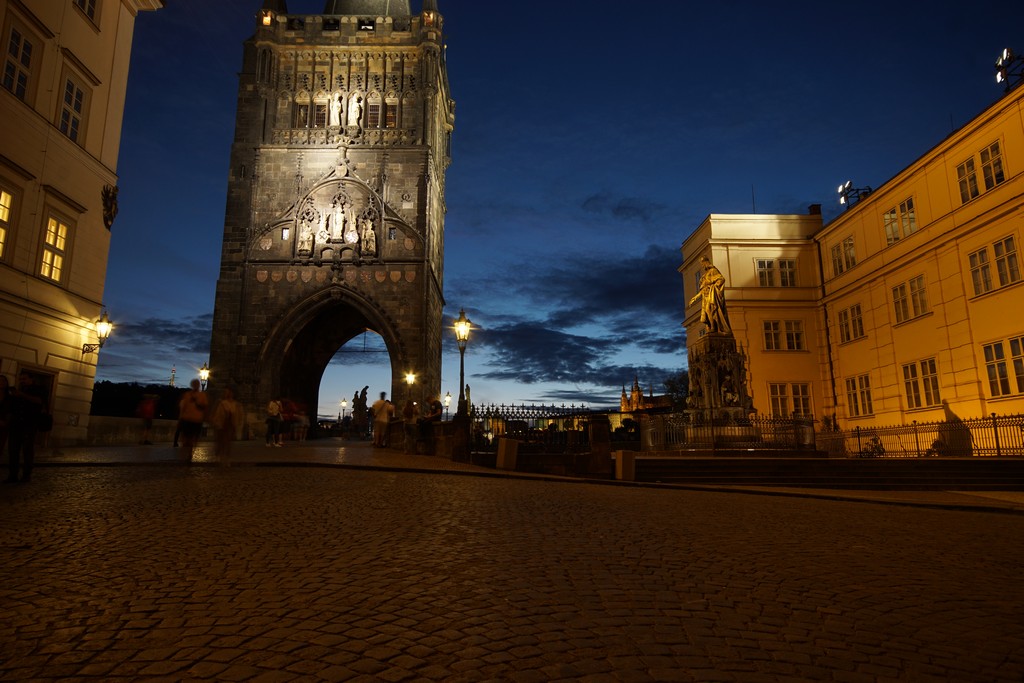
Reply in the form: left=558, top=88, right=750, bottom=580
left=6, top=372, right=44, bottom=483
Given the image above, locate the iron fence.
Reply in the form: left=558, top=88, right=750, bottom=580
left=468, top=403, right=593, bottom=453
left=639, top=411, right=1024, bottom=457
left=819, top=413, right=1024, bottom=458
left=641, top=413, right=817, bottom=452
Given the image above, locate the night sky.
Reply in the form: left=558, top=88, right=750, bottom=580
left=96, top=0, right=1024, bottom=418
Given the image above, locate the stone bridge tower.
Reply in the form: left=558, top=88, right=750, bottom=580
left=209, top=0, right=453, bottom=428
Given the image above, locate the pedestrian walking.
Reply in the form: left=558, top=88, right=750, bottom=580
left=178, top=379, right=208, bottom=463
left=210, top=387, right=242, bottom=466
left=371, top=391, right=394, bottom=447
left=402, top=399, right=419, bottom=454
left=136, top=393, right=158, bottom=445
left=265, top=397, right=283, bottom=447
left=6, top=371, right=45, bottom=483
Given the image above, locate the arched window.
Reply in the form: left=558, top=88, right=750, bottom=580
left=256, top=49, right=273, bottom=84
left=366, top=93, right=383, bottom=128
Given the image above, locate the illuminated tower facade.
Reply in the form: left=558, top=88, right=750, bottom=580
left=209, top=0, right=453, bottom=427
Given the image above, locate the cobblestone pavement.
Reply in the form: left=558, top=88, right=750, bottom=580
left=2, top=460, right=1024, bottom=681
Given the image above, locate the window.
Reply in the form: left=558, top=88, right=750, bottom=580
left=984, top=342, right=1012, bottom=397
left=764, top=320, right=804, bottom=351
left=1012, top=337, right=1024, bottom=396
left=384, top=101, right=397, bottom=129
left=0, top=186, right=11, bottom=259
left=845, top=375, right=873, bottom=417
left=768, top=384, right=788, bottom=417
left=957, top=158, right=979, bottom=203
left=779, top=259, right=796, bottom=287
left=59, top=77, right=87, bottom=142
left=763, top=321, right=781, bottom=350
left=771, top=383, right=811, bottom=417
left=893, top=275, right=927, bottom=323
left=784, top=320, right=804, bottom=350
left=958, top=141, right=1006, bottom=204
left=831, top=236, right=856, bottom=276
left=969, top=248, right=993, bottom=295
left=903, top=358, right=941, bottom=409
left=792, top=384, right=811, bottom=417
left=980, top=142, right=1005, bottom=191
left=256, top=49, right=272, bottom=83
left=73, top=0, right=97, bottom=20
left=40, top=216, right=69, bottom=283
left=883, top=197, right=917, bottom=245
left=756, top=259, right=775, bottom=287
left=994, top=236, right=1020, bottom=287
left=313, top=103, right=327, bottom=128
left=293, top=103, right=309, bottom=128
left=838, top=304, right=865, bottom=343
left=910, top=275, right=928, bottom=317
left=368, top=102, right=385, bottom=127
left=3, top=23, right=36, bottom=101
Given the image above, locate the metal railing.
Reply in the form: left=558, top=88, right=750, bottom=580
left=639, top=411, right=1024, bottom=457
left=468, top=403, right=593, bottom=453
left=819, top=413, right=1024, bottom=458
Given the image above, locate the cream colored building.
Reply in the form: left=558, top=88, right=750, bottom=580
left=0, top=0, right=162, bottom=444
left=682, top=84, right=1024, bottom=427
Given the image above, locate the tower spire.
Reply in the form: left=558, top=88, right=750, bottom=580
left=262, top=0, right=287, bottom=11
left=323, top=0, right=412, bottom=15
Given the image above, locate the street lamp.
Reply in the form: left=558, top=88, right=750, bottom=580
left=82, top=311, right=113, bottom=353
left=339, top=398, right=348, bottom=421
left=199, top=362, right=210, bottom=391
left=453, top=308, right=472, bottom=417
left=444, top=391, right=452, bottom=419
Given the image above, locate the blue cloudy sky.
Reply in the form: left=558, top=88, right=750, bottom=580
left=96, top=0, right=1024, bottom=418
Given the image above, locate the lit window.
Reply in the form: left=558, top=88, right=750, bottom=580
left=845, top=375, right=873, bottom=417
left=903, top=361, right=939, bottom=409
left=756, top=259, right=775, bottom=287
left=73, top=0, right=97, bottom=20
left=984, top=342, right=1011, bottom=397
left=59, top=77, right=86, bottom=142
left=994, top=236, right=1020, bottom=287
left=384, top=101, right=397, bottom=129
left=884, top=197, right=917, bottom=245
left=41, top=216, right=69, bottom=283
left=969, top=248, right=993, bottom=295
left=3, top=25, right=34, bottom=100
left=831, top=236, right=856, bottom=276
left=779, top=259, right=796, bottom=287
left=958, top=141, right=1006, bottom=204
left=0, top=188, right=11, bottom=259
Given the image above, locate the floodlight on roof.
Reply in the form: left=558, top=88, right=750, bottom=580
left=995, top=47, right=1023, bottom=92
left=838, top=181, right=871, bottom=209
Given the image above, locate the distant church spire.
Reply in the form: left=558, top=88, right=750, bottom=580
left=323, top=0, right=413, bottom=15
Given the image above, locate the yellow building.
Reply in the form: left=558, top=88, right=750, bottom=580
left=0, top=0, right=163, bottom=445
left=683, top=83, right=1024, bottom=427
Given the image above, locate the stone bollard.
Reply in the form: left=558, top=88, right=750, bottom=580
left=614, top=450, right=636, bottom=481
left=497, top=437, right=520, bottom=471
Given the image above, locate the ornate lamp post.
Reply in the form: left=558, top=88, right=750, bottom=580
left=82, top=311, right=113, bottom=353
left=199, top=363, right=210, bottom=391
left=444, top=391, right=452, bottom=420
left=340, top=398, right=348, bottom=422
left=405, top=372, right=416, bottom=402
left=453, top=309, right=472, bottom=417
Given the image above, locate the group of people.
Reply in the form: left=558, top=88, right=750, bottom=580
left=264, top=397, right=310, bottom=447
left=1, top=371, right=48, bottom=483
left=176, top=379, right=242, bottom=466
left=348, top=390, right=444, bottom=453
